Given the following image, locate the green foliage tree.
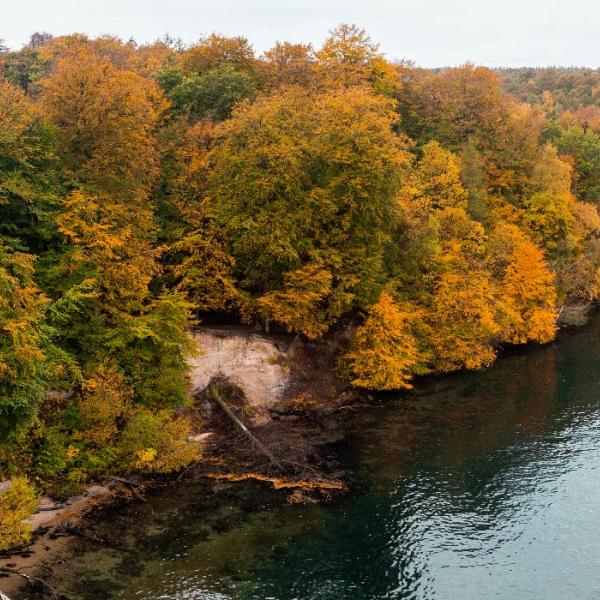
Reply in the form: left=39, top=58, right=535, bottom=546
left=210, top=85, right=410, bottom=330
left=0, top=245, right=50, bottom=439
left=156, top=64, right=257, bottom=122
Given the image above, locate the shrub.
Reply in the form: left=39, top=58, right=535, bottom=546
left=0, top=476, right=37, bottom=550
left=76, top=364, right=133, bottom=447
left=119, top=408, right=199, bottom=473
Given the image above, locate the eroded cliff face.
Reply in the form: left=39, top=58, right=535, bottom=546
left=187, top=328, right=292, bottom=420
left=186, top=327, right=347, bottom=422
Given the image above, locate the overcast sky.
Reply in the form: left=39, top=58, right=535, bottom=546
left=2, top=0, right=598, bottom=68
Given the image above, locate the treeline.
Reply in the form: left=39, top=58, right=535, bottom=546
left=1, top=25, right=600, bottom=542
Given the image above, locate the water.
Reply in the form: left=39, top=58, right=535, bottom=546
left=20, top=317, right=600, bottom=599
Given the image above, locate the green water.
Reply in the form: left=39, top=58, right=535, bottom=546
left=19, top=317, right=600, bottom=599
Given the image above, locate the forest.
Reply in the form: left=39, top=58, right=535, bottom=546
left=1, top=25, right=600, bottom=548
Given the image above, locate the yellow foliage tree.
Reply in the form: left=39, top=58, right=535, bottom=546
left=120, top=408, right=200, bottom=473
left=56, top=189, right=159, bottom=315
left=258, top=262, right=336, bottom=339
left=315, top=24, right=401, bottom=94
left=428, top=207, right=500, bottom=372
left=399, top=141, right=468, bottom=217
left=531, top=144, right=573, bottom=197
left=76, top=364, right=133, bottom=447
left=0, top=477, right=37, bottom=550
left=39, top=47, right=166, bottom=200
left=344, top=291, right=425, bottom=390
left=428, top=270, right=499, bottom=372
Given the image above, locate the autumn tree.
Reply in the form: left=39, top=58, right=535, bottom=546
left=0, top=477, right=37, bottom=550
left=162, top=120, right=240, bottom=314
left=315, top=24, right=401, bottom=94
left=262, top=42, right=315, bottom=88
left=0, top=80, right=58, bottom=253
left=39, top=47, right=166, bottom=199
left=500, top=242, right=557, bottom=344
left=40, top=49, right=193, bottom=406
left=75, top=364, right=133, bottom=447
left=409, top=65, right=545, bottom=194
left=258, top=262, right=339, bottom=339
left=181, top=34, right=257, bottom=76
left=401, top=141, right=468, bottom=212
left=489, top=223, right=557, bottom=344
left=210, top=85, right=410, bottom=332
left=344, top=291, right=426, bottom=390
left=427, top=208, right=500, bottom=372
left=0, top=245, right=50, bottom=439
left=53, top=190, right=194, bottom=406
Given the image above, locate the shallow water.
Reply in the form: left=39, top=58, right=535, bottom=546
left=16, top=317, right=600, bottom=599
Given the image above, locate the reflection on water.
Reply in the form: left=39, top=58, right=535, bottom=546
left=20, top=317, right=600, bottom=599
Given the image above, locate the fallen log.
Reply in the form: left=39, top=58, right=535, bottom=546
left=208, top=387, right=283, bottom=470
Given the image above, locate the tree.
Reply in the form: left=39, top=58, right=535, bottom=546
left=181, top=34, right=257, bottom=76
left=210, top=85, right=410, bottom=317
left=258, top=262, right=337, bottom=339
left=427, top=208, right=500, bottom=372
left=0, top=477, right=37, bottom=550
left=523, top=192, right=575, bottom=256
left=344, top=291, right=426, bottom=390
left=40, top=48, right=166, bottom=200
left=315, top=24, right=400, bottom=94
left=531, top=143, right=573, bottom=196
left=0, top=80, right=58, bottom=253
left=428, top=270, right=499, bottom=372
left=0, top=245, right=49, bottom=439
left=499, top=241, right=557, bottom=344
left=156, top=64, right=257, bottom=122
left=54, top=190, right=193, bottom=406
left=119, top=408, right=199, bottom=473
left=75, top=364, right=133, bottom=447
left=555, top=127, right=600, bottom=203
left=262, top=42, right=315, bottom=88
left=488, top=223, right=557, bottom=344
left=402, top=141, right=468, bottom=212
left=409, top=65, right=545, bottom=195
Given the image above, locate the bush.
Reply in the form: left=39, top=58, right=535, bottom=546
left=119, top=408, right=199, bottom=473
left=76, top=364, right=132, bottom=447
left=0, top=476, right=37, bottom=550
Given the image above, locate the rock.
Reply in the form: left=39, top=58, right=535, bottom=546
left=188, top=432, right=213, bottom=443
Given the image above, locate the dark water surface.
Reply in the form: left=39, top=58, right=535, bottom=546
left=24, top=318, right=600, bottom=599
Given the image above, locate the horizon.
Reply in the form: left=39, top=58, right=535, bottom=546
left=2, top=0, right=599, bottom=69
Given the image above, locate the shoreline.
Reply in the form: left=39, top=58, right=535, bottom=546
left=0, top=484, right=116, bottom=597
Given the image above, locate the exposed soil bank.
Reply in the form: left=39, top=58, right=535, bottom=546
left=187, top=326, right=353, bottom=420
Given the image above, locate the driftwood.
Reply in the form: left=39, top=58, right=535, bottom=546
left=109, top=476, right=142, bottom=488
left=208, top=387, right=283, bottom=470
left=53, top=526, right=107, bottom=547
left=0, top=567, right=65, bottom=599
left=109, top=476, right=147, bottom=503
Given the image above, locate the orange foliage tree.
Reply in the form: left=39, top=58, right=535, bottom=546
left=344, top=291, right=426, bottom=390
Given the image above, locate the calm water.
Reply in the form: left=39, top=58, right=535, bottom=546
left=20, top=317, right=600, bottom=599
